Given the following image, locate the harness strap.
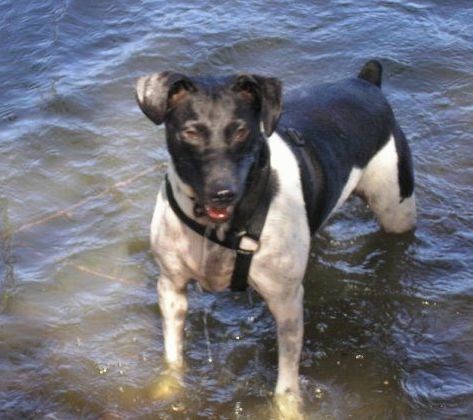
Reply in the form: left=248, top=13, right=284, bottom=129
left=230, top=146, right=272, bottom=290
left=283, top=127, right=323, bottom=235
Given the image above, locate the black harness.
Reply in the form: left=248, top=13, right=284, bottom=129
left=282, top=128, right=323, bottom=235
left=165, top=129, right=320, bottom=291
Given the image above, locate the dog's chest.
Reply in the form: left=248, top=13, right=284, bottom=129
left=192, top=240, right=236, bottom=291
left=151, top=198, right=236, bottom=291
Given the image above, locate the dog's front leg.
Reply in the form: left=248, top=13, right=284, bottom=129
left=157, top=274, right=188, bottom=368
left=266, top=284, right=304, bottom=397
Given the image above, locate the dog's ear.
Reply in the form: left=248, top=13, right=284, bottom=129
left=252, top=75, right=282, bottom=136
left=233, top=75, right=282, bottom=137
left=135, top=72, right=196, bottom=125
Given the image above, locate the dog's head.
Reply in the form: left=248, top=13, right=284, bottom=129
left=136, top=72, right=282, bottom=223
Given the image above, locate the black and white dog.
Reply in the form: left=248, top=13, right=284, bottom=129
left=135, top=61, right=416, bottom=401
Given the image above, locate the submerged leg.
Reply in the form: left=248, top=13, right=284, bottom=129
left=149, top=274, right=189, bottom=400
left=266, top=285, right=304, bottom=397
left=260, top=284, right=305, bottom=419
left=157, top=275, right=188, bottom=367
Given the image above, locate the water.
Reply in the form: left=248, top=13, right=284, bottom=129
left=1, top=0, right=472, bottom=417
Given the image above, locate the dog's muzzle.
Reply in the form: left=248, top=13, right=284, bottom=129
left=204, top=186, right=238, bottom=223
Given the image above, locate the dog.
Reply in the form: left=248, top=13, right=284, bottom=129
left=135, top=60, right=416, bottom=402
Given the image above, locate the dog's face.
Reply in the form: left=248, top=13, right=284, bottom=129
left=136, top=72, right=282, bottom=223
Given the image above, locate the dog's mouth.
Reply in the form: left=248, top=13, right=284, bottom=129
left=204, top=205, right=232, bottom=223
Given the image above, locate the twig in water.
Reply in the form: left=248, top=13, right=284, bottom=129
left=1, top=163, right=164, bottom=238
left=67, top=262, right=139, bottom=286
left=1, top=202, right=16, bottom=312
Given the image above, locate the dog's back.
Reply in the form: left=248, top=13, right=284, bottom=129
left=279, top=61, right=416, bottom=233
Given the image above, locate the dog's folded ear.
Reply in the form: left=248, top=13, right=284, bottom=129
left=233, top=75, right=282, bottom=137
left=135, top=72, right=196, bottom=125
left=252, top=76, right=282, bottom=137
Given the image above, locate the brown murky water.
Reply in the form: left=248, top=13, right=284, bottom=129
left=1, top=0, right=472, bottom=418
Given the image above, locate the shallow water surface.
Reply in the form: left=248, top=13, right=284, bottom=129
left=1, top=0, right=472, bottom=418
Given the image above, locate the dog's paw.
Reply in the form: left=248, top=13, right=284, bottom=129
left=147, top=369, right=184, bottom=401
left=272, top=392, right=305, bottom=420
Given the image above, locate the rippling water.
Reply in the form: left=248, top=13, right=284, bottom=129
left=1, top=0, right=472, bottom=418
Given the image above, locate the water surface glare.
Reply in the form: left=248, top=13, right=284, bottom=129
left=1, top=0, right=472, bottom=418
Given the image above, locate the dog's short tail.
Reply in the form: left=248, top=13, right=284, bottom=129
left=358, top=60, right=382, bottom=87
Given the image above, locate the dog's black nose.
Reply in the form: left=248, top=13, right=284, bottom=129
left=210, top=189, right=236, bottom=204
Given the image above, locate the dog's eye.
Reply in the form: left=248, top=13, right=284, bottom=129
left=233, top=128, right=249, bottom=142
left=182, top=129, right=201, bottom=143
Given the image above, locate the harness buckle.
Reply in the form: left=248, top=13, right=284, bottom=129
left=285, top=127, right=305, bottom=146
left=238, top=235, right=260, bottom=253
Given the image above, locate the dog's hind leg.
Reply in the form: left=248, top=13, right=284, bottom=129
left=356, top=129, right=416, bottom=233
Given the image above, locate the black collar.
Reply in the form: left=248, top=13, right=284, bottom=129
left=165, top=141, right=273, bottom=291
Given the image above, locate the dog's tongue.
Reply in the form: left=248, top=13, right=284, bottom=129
left=205, top=206, right=231, bottom=223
